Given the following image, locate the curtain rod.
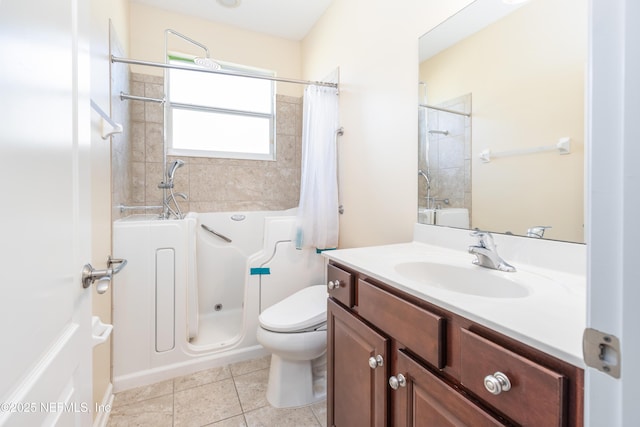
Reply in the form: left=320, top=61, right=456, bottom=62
left=111, top=55, right=339, bottom=89
left=419, top=103, right=471, bottom=117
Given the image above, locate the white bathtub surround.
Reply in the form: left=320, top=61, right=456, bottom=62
left=434, top=208, right=469, bottom=228
left=323, top=223, right=586, bottom=367
left=112, top=209, right=326, bottom=392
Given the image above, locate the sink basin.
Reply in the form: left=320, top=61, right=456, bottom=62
left=394, top=261, right=530, bottom=298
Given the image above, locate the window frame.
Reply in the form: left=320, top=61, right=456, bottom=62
left=165, top=54, right=277, bottom=161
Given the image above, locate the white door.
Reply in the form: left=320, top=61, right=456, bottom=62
left=586, top=0, right=640, bottom=424
left=0, top=0, right=94, bottom=425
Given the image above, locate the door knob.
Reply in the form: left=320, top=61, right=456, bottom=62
left=82, top=256, right=128, bottom=294
left=82, top=264, right=112, bottom=293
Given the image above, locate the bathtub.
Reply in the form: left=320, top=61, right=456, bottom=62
left=112, top=209, right=326, bottom=391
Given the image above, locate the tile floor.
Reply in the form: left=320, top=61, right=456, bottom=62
left=107, top=355, right=327, bottom=427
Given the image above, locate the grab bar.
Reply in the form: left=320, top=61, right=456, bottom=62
left=201, top=224, right=232, bottom=243
left=118, top=204, right=163, bottom=213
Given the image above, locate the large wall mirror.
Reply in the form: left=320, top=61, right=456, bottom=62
left=418, top=0, right=586, bottom=243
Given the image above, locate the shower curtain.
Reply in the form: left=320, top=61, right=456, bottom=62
left=295, top=84, right=340, bottom=250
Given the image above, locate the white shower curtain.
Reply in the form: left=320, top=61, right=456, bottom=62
left=295, top=84, right=340, bottom=250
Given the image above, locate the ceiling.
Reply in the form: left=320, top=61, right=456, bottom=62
left=419, top=0, right=527, bottom=62
left=130, top=0, right=334, bottom=41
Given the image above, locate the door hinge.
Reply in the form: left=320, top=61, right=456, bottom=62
left=583, top=328, right=621, bottom=379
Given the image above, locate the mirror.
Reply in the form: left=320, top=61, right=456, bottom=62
left=418, top=0, right=586, bottom=243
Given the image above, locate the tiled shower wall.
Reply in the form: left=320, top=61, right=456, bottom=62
left=418, top=93, right=472, bottom=214
left=116, top=72, right=303, bottom=215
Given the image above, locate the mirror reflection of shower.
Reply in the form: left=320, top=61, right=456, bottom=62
left=418, top=91, right=473, bottom=223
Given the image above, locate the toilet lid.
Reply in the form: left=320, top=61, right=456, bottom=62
left=259, top=285, right=328, bottom=333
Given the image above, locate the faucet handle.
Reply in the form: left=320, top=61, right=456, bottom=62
left=527, top=226, right=551, bottom=238
left=470, top=230, right=495, bottom=249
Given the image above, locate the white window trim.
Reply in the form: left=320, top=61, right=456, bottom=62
left=165, top=55, right=277, bottom=160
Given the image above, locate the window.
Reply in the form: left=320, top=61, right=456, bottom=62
left=167, top=56, right=276, bottom=160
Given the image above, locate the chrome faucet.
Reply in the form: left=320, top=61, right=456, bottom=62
left=468, top=231, right=516, bottom=272
left=159, top=159, right=187, bottom=219
left=527, top=226, right=551, bottom=239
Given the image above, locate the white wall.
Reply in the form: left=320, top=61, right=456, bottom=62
left=129, top=3, right=303, bottom=97
left=302, top=0, right=473, bottom=248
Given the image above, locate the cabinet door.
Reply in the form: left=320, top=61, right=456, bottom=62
left=392, top=350, right=508, bottom=427
left=328, top=298, right=389, bottom=427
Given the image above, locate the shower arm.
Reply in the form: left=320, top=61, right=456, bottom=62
left=162, top=30, right=211, bottom=212
left=165, top=29, right=210, bottom=62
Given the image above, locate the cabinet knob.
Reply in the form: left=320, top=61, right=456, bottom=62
left=483, top=371, right=512, bottom=395
left=327, top=280, right=342, bottom=290
left=389, top=374, right=407, bottom=390
left=368, top=355, right=384, bottom=369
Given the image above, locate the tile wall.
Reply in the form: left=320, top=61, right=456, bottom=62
left=115, top=72, right=303, bottom=217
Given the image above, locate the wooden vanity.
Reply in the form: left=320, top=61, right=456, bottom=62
left=326, top=261, right=584, bottom=426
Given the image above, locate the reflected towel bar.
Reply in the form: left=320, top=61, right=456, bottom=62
left=480, top=137, right=571, bottom=163
left=419, top=103, right=471, bottom=117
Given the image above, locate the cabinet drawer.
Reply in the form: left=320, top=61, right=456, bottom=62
left=460, top=329, right=566, bottom=426
left=327, top=263, right=355, bottom=307
left=358, top=280, right=446, bottom=369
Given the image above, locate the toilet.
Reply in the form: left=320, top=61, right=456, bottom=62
left=256, top=284, right=328, bottom=408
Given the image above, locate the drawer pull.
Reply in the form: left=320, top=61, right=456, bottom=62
left=484, top=371, right=512, bottom=395
left=327, top=280, right=342, bottom=290
left=389, top=374, right=407, bottom=390
left=368, top=355, right=384, bottom=369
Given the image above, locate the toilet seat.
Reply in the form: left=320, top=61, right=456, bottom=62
left=259, top=285, right=327, bottom=333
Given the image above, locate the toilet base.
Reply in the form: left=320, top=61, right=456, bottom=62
left=266, top=352, right=327, bottom=408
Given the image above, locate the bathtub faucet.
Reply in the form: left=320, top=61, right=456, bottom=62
left=160, top=159, right=186, bottom=219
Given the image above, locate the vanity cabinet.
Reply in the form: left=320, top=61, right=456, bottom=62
left=326, top=261, right=584, bottom=427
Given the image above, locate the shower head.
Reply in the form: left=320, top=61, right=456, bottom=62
left=194, top=56, right=221, bottom=70
left=167, top=159, right=185, bottom=180
left=165, top=29, right=221, bottom=70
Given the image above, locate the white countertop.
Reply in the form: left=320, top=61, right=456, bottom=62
left=323, top=225, right=587, bottom=368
